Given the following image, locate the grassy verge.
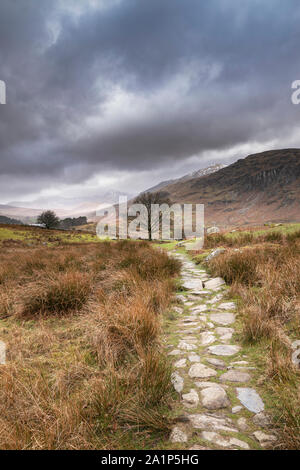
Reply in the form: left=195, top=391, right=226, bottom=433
left=0, top=230, right=181, bottom=449
left=190, top=224, right=300, bottom=449
left=0, top=224, right=100, bottom=246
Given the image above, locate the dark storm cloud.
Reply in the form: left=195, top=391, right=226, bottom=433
left=1, top=0, right=300, bottom=200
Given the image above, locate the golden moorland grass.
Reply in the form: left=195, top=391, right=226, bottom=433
left=194, top=228, right=300, bottom=449
left=0, top=236, right=181, bottom=449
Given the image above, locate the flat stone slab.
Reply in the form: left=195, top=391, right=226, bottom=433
left=188, top=353, right=201, bottom=363
left=191, top=305, right=208, bottom=313
left=188, top=363, right=217, bottom=379
left=215, top=326, right=234, bottom=342
left=253, top=431, right=277, bottom=447
left=182, top=279, right=203, bottom=290
left=178, top=340, right=197, bottom=351
left=220, top=370, right=251, bottom=383
left=207, top=293, right=224, bottom=304
left=201, top=387, right=230, bottom=410
left=252, top=412, right=271, bottom=428
left=201, top=431, right=249, bottom=450
left=182, top=389, right=199, bottom=408
left=174, top=358, right=187, bottom=368
left=205, top=357, right=226, bottom=369
left=180, top=321, right=199, bottom=327
left=204, top=277, right=225, bottom=290
left=236, top=388, right=264, bottom=413
left=210, top=313, right=235, bottom=326
left=231, top=360, right=249, bottom=366
left=195, top=381, right=224, bottom=390
left=171, top=372, right=184, bottom=393
left=208, top=344, right=240, bottom=356
left=218, top=302, right=236, bottom=310
left=168, top=349, right=182, bottom=356
left=237, top=417, right=248, bottom=431
left=199, top=332, right=216, bottom=346
left=183, top=316, right=198, bottom=322
left=188, top=414, right=237, bottom=433
left=192, top=290, right=210, bottom=295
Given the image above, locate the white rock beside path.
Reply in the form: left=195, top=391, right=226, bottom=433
left=236, top=388, right=265, bottom=413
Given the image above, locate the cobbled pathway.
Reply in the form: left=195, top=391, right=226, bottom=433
left=166, top=251, right=277, bottom=450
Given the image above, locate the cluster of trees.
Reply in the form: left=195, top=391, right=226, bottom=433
left=37, top=211, right=87, bottom=229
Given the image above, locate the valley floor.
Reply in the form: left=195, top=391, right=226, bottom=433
left=0, top=223, right=299, bottom=450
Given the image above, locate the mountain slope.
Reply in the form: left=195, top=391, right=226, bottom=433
left=159, top=149, right=300, bottom=226
left=146, top=163, right=226, bottom=193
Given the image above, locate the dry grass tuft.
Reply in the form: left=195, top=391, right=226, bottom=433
left=20, top=271, right=93, bottom=317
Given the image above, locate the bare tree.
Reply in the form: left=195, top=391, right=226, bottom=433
left=133, top=191, right=171, bottom=240
left=37, top=210, right=60, bottom=229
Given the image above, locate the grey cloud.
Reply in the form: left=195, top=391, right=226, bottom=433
left=0, top=0, right=300, bottom=202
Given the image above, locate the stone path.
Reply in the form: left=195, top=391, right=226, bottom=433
left=166, top=252, right=277, bottom=450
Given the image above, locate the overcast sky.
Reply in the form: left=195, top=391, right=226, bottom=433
left=1, top=0, right=300, bottom=207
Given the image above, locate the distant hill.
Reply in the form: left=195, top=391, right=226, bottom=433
left=147, top=163, right=226, bottom=193
left=149, top=149, right=300, bottom=227
left=2, top=190, right=133, bottom=223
